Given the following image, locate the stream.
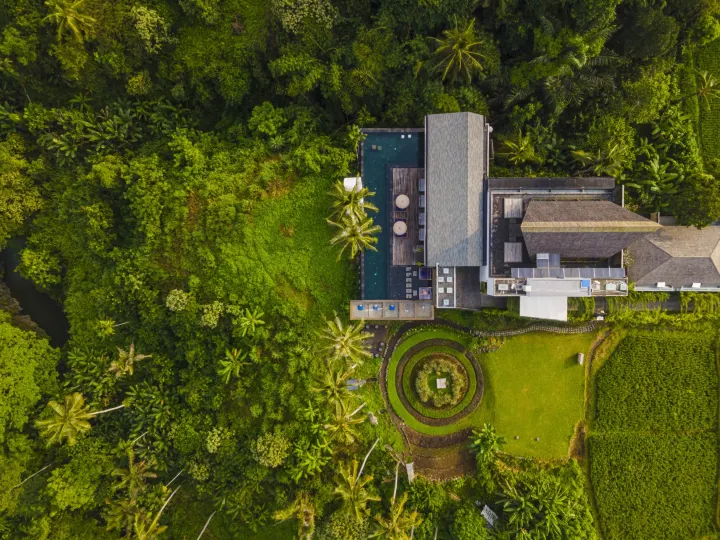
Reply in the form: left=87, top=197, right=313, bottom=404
left=1, top=238, right=70, bottom=347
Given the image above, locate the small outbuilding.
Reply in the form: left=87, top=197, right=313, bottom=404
left=481, top=505, right=499, bottom=528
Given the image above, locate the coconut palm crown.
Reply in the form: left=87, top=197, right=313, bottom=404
left=328, top=215, right=381, bottom=260
left=318, top=313, right=372, bottom=364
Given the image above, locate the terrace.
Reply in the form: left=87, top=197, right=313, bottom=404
left=489, top=192, right=617, bottom=278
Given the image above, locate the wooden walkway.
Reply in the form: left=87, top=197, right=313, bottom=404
left=392, top=167, right=423, bottom=266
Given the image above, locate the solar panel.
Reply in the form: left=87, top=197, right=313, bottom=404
left=512, top=267, right=626, bottom=279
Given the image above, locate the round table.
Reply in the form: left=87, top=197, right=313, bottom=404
left=393, top=221, right=408, bottom=236
left=395, top=194, right=410, bottom=209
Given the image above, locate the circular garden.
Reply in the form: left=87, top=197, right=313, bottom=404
left=389, top=337, right=484, bottom=427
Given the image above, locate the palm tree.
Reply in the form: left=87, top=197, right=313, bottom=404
left=326, top=401, right=366, bottom=445
left=105, top=497, right=138, bottom=536
left=328, top=215, right=381, bottom=260
left=36, top=392, right=125, bottom=446
left=334, top=459, right=380, bottom=522
left=469, top=423, right=506, bottom=462
left=697, top=70, right=720, bottom=111
left=501, top=484, right=538, bottom=531
left=218, top=348, right=249, bottom=384
left=113, top=448, right=157, bottom=500
left=330, top=181, right=379, bottom=223
left=133, top=486, right=181, bottom=540
left=291, top=441, right=332, bottom=483
left=570, top=145, right=625, bottom=178
left=273, top=491, right=316, bottom=540
left=318, top=313, right=372, bottom=365
left=238, top=307, right=265, bottom=337
left=43, top=0, right=96, bottom=42
left=311, top=363, right=356, bottom=406
left=109, top=343, right=152, bottom=378
left=624, top=155, right=680, bottom=211
left=496, top=132, right=540, bottom=166
left=371, top=493, right=422, bottom=539
left=431, top=18, right=488, bottom=83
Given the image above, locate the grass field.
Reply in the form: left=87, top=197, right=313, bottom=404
left=589, top=331, right=719, bottom=540
left=387, top=328, right=594, bottom=458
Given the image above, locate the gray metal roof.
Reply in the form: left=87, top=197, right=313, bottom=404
left=521, top=200, right=660, bottom=259
left=628, top=226, right=720, bottom=287
left=425, top=112, right=486, bottom=267
left=488, top=177, right=615, bottom=190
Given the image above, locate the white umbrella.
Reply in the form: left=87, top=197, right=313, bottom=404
left=395, top=194, right=410, bottom=209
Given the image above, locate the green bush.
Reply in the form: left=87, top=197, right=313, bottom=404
left=589, top=432, right=717, bottom=540
left=594, top=332, right=717, bottom=431
left=467, top=335, right=505, bottom=355
left=567, top=297, right=595, bottom=323
left=414, top=355, right=467, bottom=407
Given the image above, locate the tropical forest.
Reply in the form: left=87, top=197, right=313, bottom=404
left=2, top=0, right=720, bottom=539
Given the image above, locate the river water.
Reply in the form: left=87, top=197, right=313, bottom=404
left=0, top=238, right=69, bottom=347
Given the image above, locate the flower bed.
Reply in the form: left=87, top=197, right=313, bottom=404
left=414, top=354, right=467, bottom=407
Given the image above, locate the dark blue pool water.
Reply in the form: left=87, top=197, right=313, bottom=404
left=362, top=132, right=424, bottom=299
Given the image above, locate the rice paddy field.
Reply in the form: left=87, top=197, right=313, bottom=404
left=689, top=38, right=720, bottom=160
left=588, top=330, right=720, bottom=540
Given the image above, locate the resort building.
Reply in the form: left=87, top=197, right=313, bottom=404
left=627, top=225, right=720, bottom=292
left=349, top=111, right=702, bottom=322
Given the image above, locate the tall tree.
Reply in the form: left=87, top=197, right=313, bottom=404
left=318, top=314, right=372, bottom=365
left=218, top=348, right=249, bottom=384
left=109, top=343, right=152, bottom=378
left=133, top=486, right=181, bottom=540
left=330, top=181, right=379, bottom=223
left=431, top=19, right=488, bottom=83
left=328, top=215, right=381, bottom=260
left=371, top=492, right=422, bottom=540
left=273, top=491, right=316, bottom=539
left=43, top=0, right=96, bottom=42
left=112, top=448, right=157, bottom=500
left=334, top=459, right=380, bottom=522
left=311, top=363, right=356, bottom=406
left=326, top=401, right=366, bottom=445
left=496, top=132, right=540, bottom=166
left=35, top=393, right=125, bottom=446
left=237, top=307, right=265, bottom=337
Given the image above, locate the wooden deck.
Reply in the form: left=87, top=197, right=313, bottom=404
left=392, top=167, right=424, bottom=266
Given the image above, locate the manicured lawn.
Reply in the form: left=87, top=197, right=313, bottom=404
left=387, top=329, right=594, bottom=458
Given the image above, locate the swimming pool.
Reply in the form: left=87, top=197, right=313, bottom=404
left=361, top=131, right=424, bottom=300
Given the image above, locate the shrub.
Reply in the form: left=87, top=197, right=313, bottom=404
left=451, top=504, right=491, bottom=540
left=414, top=355, right=467, bottom=408
left=468, top=335, right=505, bottom=355
left=567, top=297, right=595, bottom=323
